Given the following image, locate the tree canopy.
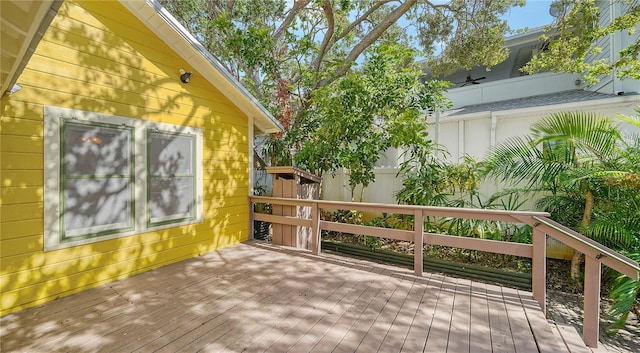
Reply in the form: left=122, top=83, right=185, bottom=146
left=291, top=44, right=448, bottom=198
left=160, top=0, right=523, bottom=113
left=523, top=0, right=640, bottom=85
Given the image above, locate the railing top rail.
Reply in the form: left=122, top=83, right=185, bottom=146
left=251, top=196, right=550, bottom=219
left=532, top=216, right=640, bottom=279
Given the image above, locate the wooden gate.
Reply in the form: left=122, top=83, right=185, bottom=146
left=267, top=167, right=320, bottom=250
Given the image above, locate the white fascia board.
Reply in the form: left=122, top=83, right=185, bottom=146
left=430, top=95, right=640, bottom=123
left=119, top=0, right=283, bottom=134
left=503, top=25, right=549, bottom=47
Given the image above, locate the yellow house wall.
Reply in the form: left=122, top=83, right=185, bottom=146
left=0, top=1, right=251, bottom=316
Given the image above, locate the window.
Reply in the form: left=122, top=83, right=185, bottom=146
left=62, top=121, right=135, bottom=239
left=44, top=106, right=203, bottom=250
left=148, top=131, right=196, bottom=226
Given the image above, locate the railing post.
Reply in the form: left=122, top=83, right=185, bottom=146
left=583, top=256, right=601, bottom=348
left=311, top=202, right=321, bottom=255
left=249, top=198, right=255, bottom=240
left=414, top=209, right=424, bottom=277
left=532, top=228, right=546, bottom=313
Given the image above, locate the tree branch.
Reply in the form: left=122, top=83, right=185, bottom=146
left=316, top=0, right=418, bottom=89
left=274, top=0, right=311, bottom=42
left=312, top=0, right=335, bottom=86
left=336, top=0, right=394, bottom=41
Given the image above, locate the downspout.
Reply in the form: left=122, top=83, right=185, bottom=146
left=595, top=0, right=619, bottom=94
left=434, top=110, right=440, bottom=158
left=458, top=120, right=464, bottom=162
left=610, top=0, right=617, bottom=94
left=490, top=112, right=497, bottom=147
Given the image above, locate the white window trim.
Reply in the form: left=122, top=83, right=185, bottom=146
left=44, top=106, right=203, bottom=251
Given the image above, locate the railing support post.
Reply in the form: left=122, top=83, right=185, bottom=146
left=311, top=202, right=321, bottom=255
left=414, top=209, right=424, bottom=277
left=532, top=228, right=546, bottom=313
left=583, top=256, right=601, bottom=348
left=249, top=198, right=255, bottom=240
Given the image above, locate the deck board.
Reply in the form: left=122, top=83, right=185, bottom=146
left=400, top=274, right=443, bottom=352
left=424, top=276, right=456, bottom=352
left=447, top=278, right=472, bottom=353
left=469, top=281, right=493, bottom=353
left=0, top=241, right=585, bottom=353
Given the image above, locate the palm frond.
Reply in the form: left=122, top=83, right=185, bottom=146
left=607, top=276, right=639, bottom=335
left=581, top=217, right=636, bottom=248
left=560, top=168, right=631, bottom=187
left=531, top=111, right=620, bottom=163
left=615, top=113, right=640, bottom=129
left=483, top=136, right=570, bottom=188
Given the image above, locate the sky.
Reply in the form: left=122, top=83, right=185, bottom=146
left=503, top=1, right=554, bottom=31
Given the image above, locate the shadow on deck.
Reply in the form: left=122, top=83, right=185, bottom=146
left=1, top=241, right=590, bottom=353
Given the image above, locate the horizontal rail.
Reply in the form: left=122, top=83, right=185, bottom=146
left=321, top=221, right=413, bottom=242
left=425, top=233, right=533, bottom=258
left=253, top=196, right=314, bottom=207
left=253, top=213, right=312, bottom=228
left=532, top=216, right=639, bottom=280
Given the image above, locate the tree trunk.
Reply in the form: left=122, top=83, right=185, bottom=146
left=570, top=189, right=595, bottom=280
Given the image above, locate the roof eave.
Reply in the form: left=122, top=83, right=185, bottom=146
left=1, top=0, right=62, bottom=96
left=434, top=94, right=639, bottom=122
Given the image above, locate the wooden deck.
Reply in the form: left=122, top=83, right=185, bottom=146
left=1, top=241, right=586, bottom=353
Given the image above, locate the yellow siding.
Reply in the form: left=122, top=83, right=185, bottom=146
left=0, top=0, right=251, bottom=315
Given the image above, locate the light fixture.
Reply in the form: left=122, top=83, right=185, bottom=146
left=8, top=84, right=22, bottom=95
left=179, top=69, right=193, bottom=83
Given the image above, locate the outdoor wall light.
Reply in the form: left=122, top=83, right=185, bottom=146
left=179, top=69, right=193, bottom=83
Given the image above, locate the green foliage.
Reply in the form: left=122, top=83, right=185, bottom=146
left=292, top=43, right=448, bottom=196
left=418, top=0, right=525, bottom=75
left=484, top=110, right=640, bottom=332
left=483, top=111, right=640, bottom=245
left=396, top=147, right=533, bottom=243
left=607, top=251, right=640, bottom=335
left=396, top=149, right=482, bottom=208
left=395, top=143, right=450, bottom=207
left=483, top=112, right=622, bottom=190
left=523, top=0, right=640, bottom=85
left=321, top=209, right=382, bottom=249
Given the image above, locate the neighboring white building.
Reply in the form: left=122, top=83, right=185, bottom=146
left=322, top=1, right=639, bottom=204
left=430, top=22, right=640, bottom=165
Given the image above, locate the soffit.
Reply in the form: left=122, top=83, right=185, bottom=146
left=1, top=0, right=60, bottom=96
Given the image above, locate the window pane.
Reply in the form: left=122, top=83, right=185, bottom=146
left=64, top=178, right=132, bottom=236
left=65, top=123, right=131, bottom=175
left=149, top=177, right=194, bottom=222
left=149, top=133, right=193, bottom=175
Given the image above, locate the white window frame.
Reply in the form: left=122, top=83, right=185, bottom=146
left=44, top=106, right=203, bottom=251
left=147, top=130, right=198, bottom=227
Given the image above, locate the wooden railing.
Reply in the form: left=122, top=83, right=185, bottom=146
left=249, top=196, right=640, bottom=348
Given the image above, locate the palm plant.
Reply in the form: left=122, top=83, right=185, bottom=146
left=483, top=111, right=637, bottom=278
left=483, top=110, right=640, bottom=333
